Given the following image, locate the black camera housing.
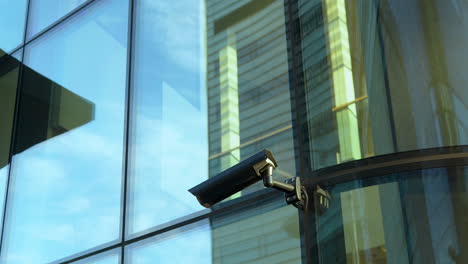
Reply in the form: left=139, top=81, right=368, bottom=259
left=188, top=149, right=277, bottom=208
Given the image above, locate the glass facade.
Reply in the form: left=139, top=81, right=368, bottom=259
left=0, top=0, right=466, bottom=263
left=315, top=166, right=468, bottom=264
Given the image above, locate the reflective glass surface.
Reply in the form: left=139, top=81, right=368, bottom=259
left=0, top=50, right=21, bottom=243
left=11, top=50, right=22, bottom=62
left=206, top=0, right=297, bottom=193
left=128, top=0, right=301, bottom=237
left=127, top=0, right=208, bottom=235
left=126, top=220, right=211, bottom=263
left=0, top=0, right=27, bottom=53
left=210, top=203, right=301, bottom=263
left=314, top=166, right=468, bottom=264
left=1, top=0, right=128, bottom=262
left=27, top=0, right=88, bottom=39
left=0, top=0, right=466, bottom=263
left=126, top=201, right=302, bottom=263
left=0, top=52, right=20, bottom=171
left=290, top=0, right=468, bottom=170
left=71, top=248, right=120, bottom=264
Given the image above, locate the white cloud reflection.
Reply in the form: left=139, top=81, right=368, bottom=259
left=1, top=0, right=127, bottom=263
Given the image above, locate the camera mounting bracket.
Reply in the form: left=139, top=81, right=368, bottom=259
left=260, top=165, right=308, bottom=210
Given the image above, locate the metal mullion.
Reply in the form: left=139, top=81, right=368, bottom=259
left=283, top=0, right=314, bottom=263
left=0, top=0, right=32, bottom=257
left=121, top=0, right=136, bottom=262
left=8, top=0, right=99, bottom=56
left=24, top=0, right=98, bottom=46
left=7, top=45, right=23, bottom=57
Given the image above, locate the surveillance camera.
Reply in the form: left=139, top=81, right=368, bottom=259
left=188, top=149, right=277, bottom=208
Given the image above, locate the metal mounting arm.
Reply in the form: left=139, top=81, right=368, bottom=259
left=260, top=165, right=307, bottom=210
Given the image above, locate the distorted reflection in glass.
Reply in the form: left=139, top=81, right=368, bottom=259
left=211, top=204, right=301, bottom=263
left=127, top=0, right=208, bottom=236
left=27, top=0, right=87, bottom=39
left=289, top=0, right=468, bottom=170
left=0, top=0, right=27, bottom=53
left=206, top=0, right=297, bottom=197
left=127, top=201, right=301, bottom=263
left=315, top=166, right=468, bottom=264
left=71, top=248, right=120, bottom=264
left=377, top=0, right=468, bottom=150
left=1, top=0, right=128, bottom=263
left=126, top=220, right=211, bottom=263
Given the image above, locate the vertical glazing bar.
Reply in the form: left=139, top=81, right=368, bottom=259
left=375, top=3, right=398, bottom=152
left=283, top=1, right=316, bottom=263
left=0, top=0, right=31, bottom=256
left=122, top=0, right=136, bottom=261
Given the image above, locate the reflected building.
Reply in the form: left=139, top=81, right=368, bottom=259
left=205, top=1, right=301, bottom=263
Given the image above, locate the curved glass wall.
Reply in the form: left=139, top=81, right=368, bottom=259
left=293, top=0, right=468, bottom=171
left=314, top=165, right=468, bottom=264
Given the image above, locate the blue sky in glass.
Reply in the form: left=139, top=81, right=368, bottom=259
left=0, top=0, right=27, bottom=53
left=127, top=0, right=209, bottom=235
left=0, top=0, right=211, bottom=262
left=72, top=248, right=120, bottom=264
left=1, top=0, right=127, bottom=262
left=27, top=0, right=88, bottom=39
left=126, top=221, right=211, bottom=264
left=0, top=166, right=8, bottom=235
left=11, top=49, right=22, bottom=62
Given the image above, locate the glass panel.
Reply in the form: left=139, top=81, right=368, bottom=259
left=27, top=0, right=88, bottom=39
left=0, top=0, right=27, bottom=53
left=127, top=0, right=208, bottom=235
left=11, top=50, right=22, bottom=62
left=283, top=0, right=468, bottom=170
left=0, top=52, right=20, bottom=173
left=314, top=166, right=468, bottom=264
left=128, top=0, right=300, bottom=237
left=126, top=201, right=301, bottom=263
left=0, top=51, right=21, bottom=244
left=1, top=0, right=128, bottom=263
left=126, top=220, right=211, bottom=264
left=377, top=0, right=468, bottom=150
left=71, top=248, right=120, bottom=264
left=206, top=0, right=297, bottom=193
left=211, top=204, right=301, bottom=264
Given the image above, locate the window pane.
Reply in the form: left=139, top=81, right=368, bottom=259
left=1, top=0, right=129, bottom=263
left=0, top=51, right=21, bottom=241
left=206, top=0, right=297, bottom=193
left=27, top=0, right=88, bottom=39
left=0, top=52, right=20, bottom=172
left=127, top=0, right=208, bottom=236
left=0, top=0, right=27, bottom=53
left=315, top=166, right=468, bottom=264
left=126, top=200, right=302, bottom=264
left=128, top=0, right=299, bottom=237
left=126, top=220, right=211, bottom=264
left=71, top=248, right=120, bottom=264
left=288, top=0, right=468, bottom=170
left=11, top=50, right=22, bottom=62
